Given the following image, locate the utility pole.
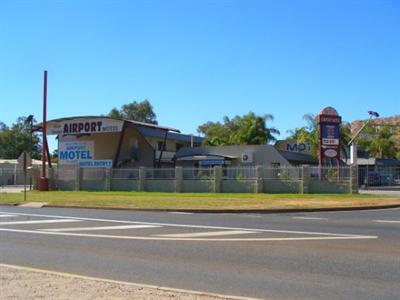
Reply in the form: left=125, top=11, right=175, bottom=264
left=39, top=70, right=49, bottom=191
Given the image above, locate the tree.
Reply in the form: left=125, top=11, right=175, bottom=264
left=197, top=112, right=280, bottom=146
left=287, top=114, right=319, bottom=157
left=357, top=125, right=397, bottom=159
left=0, top=116, right=41, bottom=159
left=108, top=99, right=158, bottom=124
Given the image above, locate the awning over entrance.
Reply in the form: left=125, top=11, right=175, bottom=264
left=176, top=154, right=237, bottom=166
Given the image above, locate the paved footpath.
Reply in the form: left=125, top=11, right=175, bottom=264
left=1, top=206, right=399, bottom=300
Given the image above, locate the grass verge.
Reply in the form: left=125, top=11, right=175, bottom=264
left=0, top=191, right=399, bottom=210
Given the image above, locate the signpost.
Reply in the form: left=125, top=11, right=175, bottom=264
left=317, top=107, right=342, bottom=167
left=18, top=151, right=32, bottom=201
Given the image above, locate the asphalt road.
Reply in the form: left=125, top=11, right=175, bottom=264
left=1, top=206, right=399, bottom=300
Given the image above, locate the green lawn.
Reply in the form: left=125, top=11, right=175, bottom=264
left=1, top=191, right=399, bottom=210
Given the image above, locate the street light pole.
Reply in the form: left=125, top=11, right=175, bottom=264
left=348, top=111, right=379, bottom=188
left=348, top=111, right=379, bottom=164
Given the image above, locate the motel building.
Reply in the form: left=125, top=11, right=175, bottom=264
left=36, top=116, right=318, bottom=171
left=29, top=115, right=358, bottom=193
left=41, top=116, right=203, bottom=169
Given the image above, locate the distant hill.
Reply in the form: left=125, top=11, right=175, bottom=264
left=351, top=115, right=400, bottom=131
left=350, top=115, right=400, bottom=155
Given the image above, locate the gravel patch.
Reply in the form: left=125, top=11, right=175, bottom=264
left=0, top=265, right=231, bottom=300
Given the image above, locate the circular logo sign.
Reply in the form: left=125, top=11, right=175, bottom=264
left=324, top=149, right=337, bottom=158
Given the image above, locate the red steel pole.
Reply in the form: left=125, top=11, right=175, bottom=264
left=39, top=70, right=49, bottom=191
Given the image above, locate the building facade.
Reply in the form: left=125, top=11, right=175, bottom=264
left=40, top=116, right=202, bottom=168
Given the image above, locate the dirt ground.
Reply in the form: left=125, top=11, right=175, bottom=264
left=0, top=265, right=231, bottom=300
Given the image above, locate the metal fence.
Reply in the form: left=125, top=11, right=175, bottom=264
left=182, top=168, right=214, bottom=180
left=53, top=166, right=356, bottom=182
left=145, top=168, right=175, bottom=180
left=263, top=167, right=302, bottom=181
left=309, top=166, right=351, bottom=182
left=224, top=167, right=257, bottom=180
left=0, top=167, right=32, bottom=187
left=359, top=166, right=400, bottom=188
left=49, top=165, right=357, bottom=193
left=112, top=168, right=139, bottom=180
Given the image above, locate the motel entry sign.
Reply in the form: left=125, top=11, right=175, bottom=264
left=59, top=141, right=94, bottom=165
left=316, top=107, right=341, bottom=166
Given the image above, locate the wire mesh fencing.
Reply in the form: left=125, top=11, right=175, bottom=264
left=263, top=167, right=302, bottom=181
left=112, top=168, right=139, bottom=180
left=145, top=168, right=175, bottom=180
left=0, top=167, right=32, bottom=186
left=182, top=168, right=215, bottom=180
left=81, top=168, right=107, bottom=180
left=309, top=166, right=351, bottom=182
left=359, top=166, right=400, bottom=188
left=50, top=165, right=359, bottom=193
left=223, top=167, right=257, bottom=180
left=56, top=166, right=78, bottom=190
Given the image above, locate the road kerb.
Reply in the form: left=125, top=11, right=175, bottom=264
left=0, top=263, right=263, bottom=300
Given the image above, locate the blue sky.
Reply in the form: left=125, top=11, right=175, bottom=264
left=1, top=0, right=399, bottom=151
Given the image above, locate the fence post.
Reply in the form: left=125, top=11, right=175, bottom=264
left=138, top=167, right=146, bottom=191
left=105, top=168, right=111, bottom=191
left=301, top=165, right=310, bottom=194
left=28, top=167, right=40, bottom=190
left=214, top=166, right=222, bottom=193
left=48, top=168, right=56, bottom=190
left=75, top=167, right=81, bottom=191
left=175, top=166, right=183, bottom=193
left=14, top=165, right=17, bottom=184
left=349, top=165, right=359, bottom=194
left=255, top=166, right=263, bottom=193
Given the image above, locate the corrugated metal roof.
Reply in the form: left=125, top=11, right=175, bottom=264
left=176, top=155, right=235, bottom=161
left=35, top=116, right=181, bottom=133
left=137, top=127, right=203, bottom=143
left=0, top=159, right=44, bottom=165
left=278, top=151, right=318, bottom=164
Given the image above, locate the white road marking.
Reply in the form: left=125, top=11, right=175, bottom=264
left=374, top=220, right=400, bottom=224
left=293, top=217, right=329, bottom=220
left=0, top=263, right=263, bottom=300
left=42, top=224, right=161, bottom=232
left=0, top=215, right=15, bottom=218
left=158, top=230, right=257, bottom=238
left=169, top=212, right=193, bottom=215
left=0, top=211, right=362, bottom=237
left=0, top=219, right=81, bottom=226
left=0, top=227, right=378, bottom=241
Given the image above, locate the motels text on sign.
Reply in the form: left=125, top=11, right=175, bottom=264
left=63, top=122, right=103, bottom=134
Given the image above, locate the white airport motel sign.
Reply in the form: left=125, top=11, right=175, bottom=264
left=18, top=151, right=32, bottom=170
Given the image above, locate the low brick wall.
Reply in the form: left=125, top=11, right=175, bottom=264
left=145, top=180, right=175, bottom=192
left=222, top=180, right=256, bottom=193
left=263, top=180, right=301, bottom=193
left=111, top=179, right=139, bottom=191
left=309, top=180, right=349, bottom=194
left=181, top=180, right=213, bottom=193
